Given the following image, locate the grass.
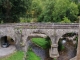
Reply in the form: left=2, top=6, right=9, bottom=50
left=31, top=38, right=51, bottom=49
left=26, top=48, right=41, bottom=60
left=53, top=58, right=57, bottom=60
left=0, top=51, right=24, bottom=60
left=26, top=37, right=51, bottom=60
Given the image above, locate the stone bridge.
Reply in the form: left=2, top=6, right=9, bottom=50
left=0, top=23, right=79, bottom=60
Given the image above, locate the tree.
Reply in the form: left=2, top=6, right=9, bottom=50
left=38, top=0, right=79, bottom=22
left=61, top=17, right=71, bottom=23
left=66, top=2, right=79, bottom=22
left=78, top=3, right=80, bottom=16
left=53, top=0, right=70, bottom=22
left=38, top=0, right=55, bottom=22
left=0, top=0, right=32, bottom=23
left=31, top=1, right=42, bottom=18
left=70, top=0, right=78, bottom=3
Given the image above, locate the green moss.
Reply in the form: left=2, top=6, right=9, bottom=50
left=26, top=48, right=41, bottom=60
left=31, top=38, right=51, bottom=49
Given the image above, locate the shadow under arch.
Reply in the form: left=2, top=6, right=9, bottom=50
left=25, top=29, right=53, bottom=50
left=0, top=35, right=16, bottom=57
left=58, top=32, right=78, bottom=60
left=25, top=31, right=53, bottom=60
left=0, top=36, right=15, bottom=48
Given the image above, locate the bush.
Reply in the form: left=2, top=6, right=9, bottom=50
left=61, top=17, right=71, bottom=23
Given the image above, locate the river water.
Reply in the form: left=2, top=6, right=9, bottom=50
left=58, top=39, right=77, bottom=60
left=27, top=36, right=77, bottom=60
left=28, top=40, right=53, bottom=60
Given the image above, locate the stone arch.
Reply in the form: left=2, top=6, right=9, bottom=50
left=56, top=29, right=78, bottom=44
left=0, top=35, right=15, bottom=48
left=26, top=30, right=52, bottom=60
left=0, top=33, right=15, bottom=42
left=0, top=35, right=16, bottom=57
left=23, top=29, right=53, bottom=45
left=58, top=32, right=78, bottom=60
left=27, top=29, right=53, bottom=40
left=25, top=29, right=52, bottom=51
left=22, top=29, right=54, bottom=60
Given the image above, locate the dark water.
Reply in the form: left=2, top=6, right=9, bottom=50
left=58, top=39, right=77, bottom=60
left=28, top=41, right=53, bottom=60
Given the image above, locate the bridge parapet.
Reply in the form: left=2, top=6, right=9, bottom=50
left=0, top=23, right=79, bottom=29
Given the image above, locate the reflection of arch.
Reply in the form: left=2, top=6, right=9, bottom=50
left=58, top=32, right=78, bottom=60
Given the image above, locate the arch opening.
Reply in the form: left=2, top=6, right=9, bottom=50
left=25, top=33, right=53, bottom=60
left=0, top=36, right=15, bottom=48
left=0, top=36, right=16, bottom=57
left=58, top=32, right=78, bottom=60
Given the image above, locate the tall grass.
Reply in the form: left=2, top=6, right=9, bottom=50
left=26, top=48, right=41, bottom=60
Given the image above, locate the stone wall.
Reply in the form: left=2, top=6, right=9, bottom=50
left=0, top=23, right=79, bottom=60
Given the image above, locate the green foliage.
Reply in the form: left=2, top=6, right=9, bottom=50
left=53, top=58, right=57, bottom=60
left=0, top=20, right=4, bottom=24
left=0, top=51, right=24, bottom=60
left=58, top=40, right=65, bottom=51
left=70, top=0, right=78, bottom=3
left=61, top=17, right=71, bottom=23
left=66, top=2, right=79, bottom=22
left=20, top=17, right=28, bottom=23
left=31, top=38, right=51, bottom=49
left=78, top=3, right=80, bottom=16
left=74, top=36, right=78, bottom=48
left=0, top=0, right=79, bottom=23
left=26, top=48, right=41, bottom=60
left=0, top=0, right=32, bottom=23
left=53, top=0, right=70, bottom=22
left=38, top=0, right=79, bottom=22
left=26, top=37, right=51, bottom=60
left=38, top=0, right=55, bottom=22
left=31, top=1, right=42, bottom=18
